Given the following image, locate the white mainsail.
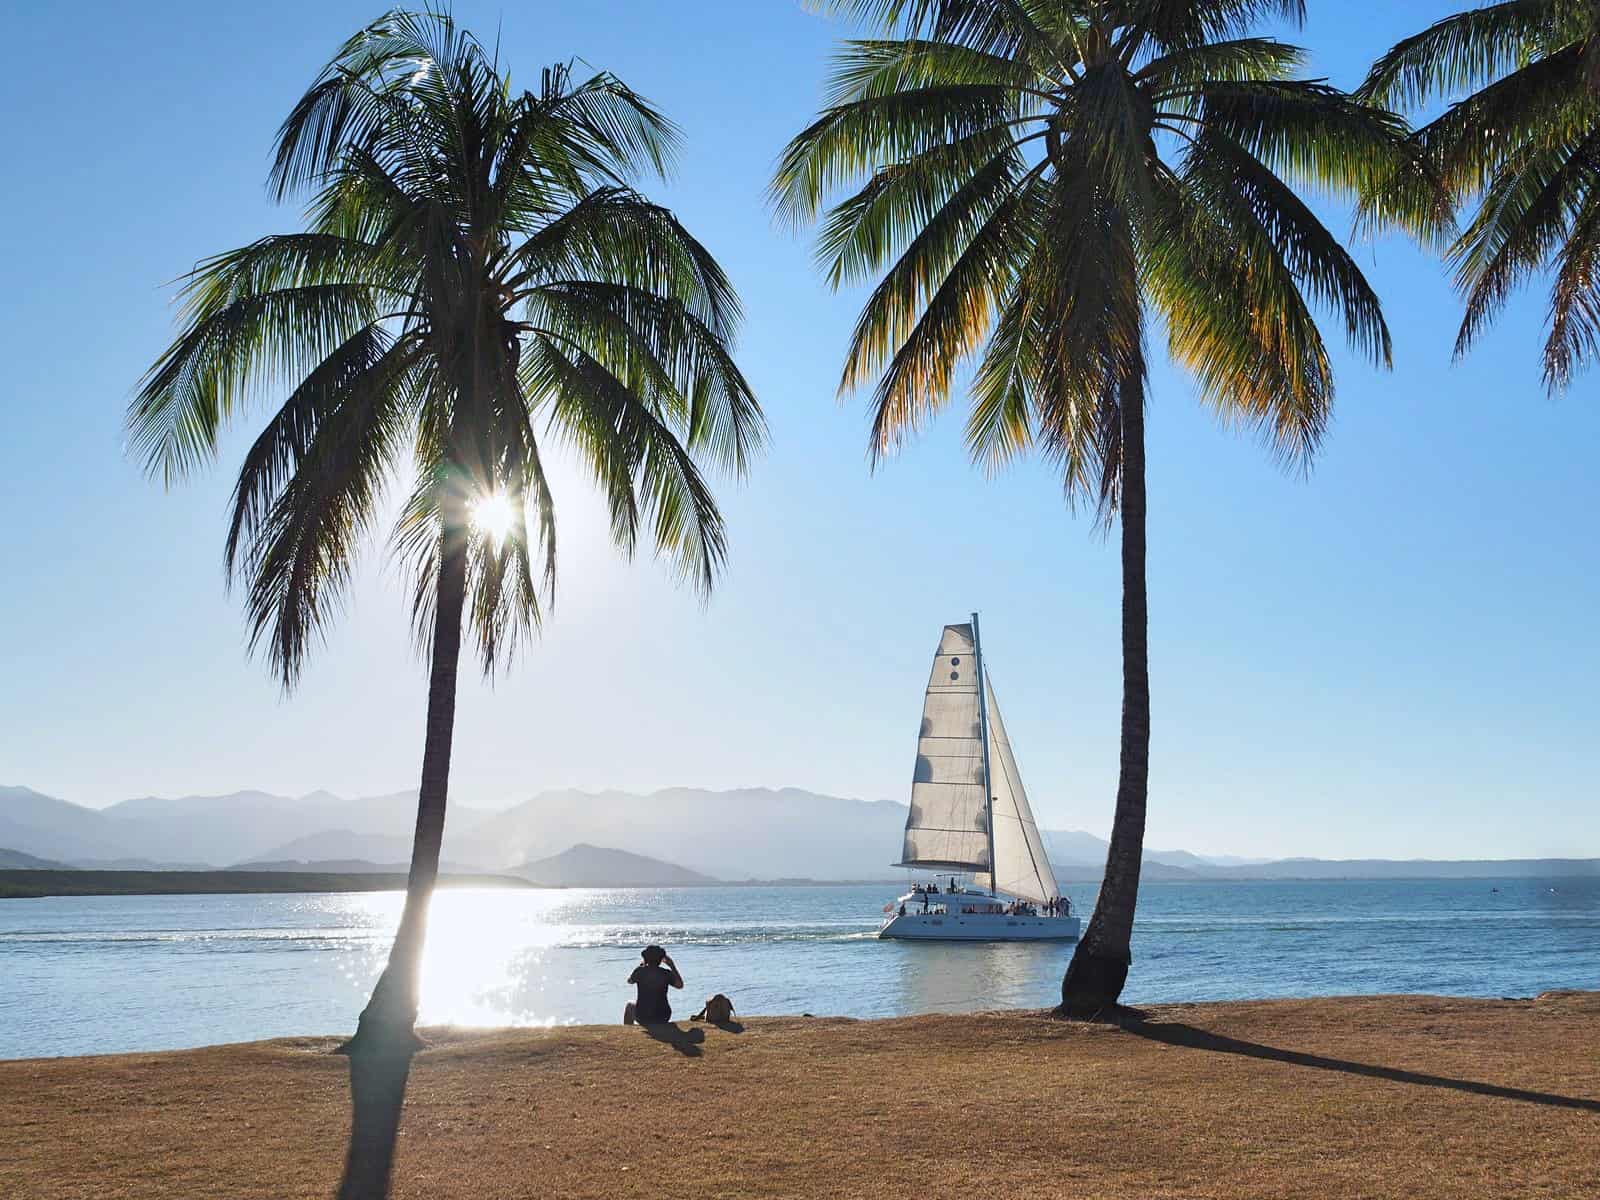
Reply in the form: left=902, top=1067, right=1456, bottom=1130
left=897, top=619, right=1061, bottom=905
left=896, top=623, right=991, bottom=874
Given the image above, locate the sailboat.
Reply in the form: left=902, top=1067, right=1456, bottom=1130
left=879, top=615, right=1081, bottom=942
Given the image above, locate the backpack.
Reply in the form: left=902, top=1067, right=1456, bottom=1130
left=691, top=993, right=735, bottom=1023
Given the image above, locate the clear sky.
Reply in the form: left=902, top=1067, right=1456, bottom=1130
left=1, top=1, right=1595, bottom=860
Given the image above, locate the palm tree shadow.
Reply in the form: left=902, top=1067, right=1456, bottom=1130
left=1125, top=1019, right=1600, bottom=1113
left=708, top=1019, right=745, bottom=1034
left=335, top=1046, right=417, bottom=1199
left=641, top=1022, right=705, bottom=1057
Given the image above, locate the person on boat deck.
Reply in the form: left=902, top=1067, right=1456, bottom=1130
left=623, top=945, right=683, bottom=1026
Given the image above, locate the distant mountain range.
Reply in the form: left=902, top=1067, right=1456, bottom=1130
left=2, top=783, right=1593, bottom=883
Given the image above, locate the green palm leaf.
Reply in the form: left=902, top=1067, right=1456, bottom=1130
left=1367, top=0, right=1600, bottom=390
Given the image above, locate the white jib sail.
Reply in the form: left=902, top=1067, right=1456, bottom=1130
left=973, top=672, right=1061, bottom=905
left=896, top=623, right=991, bottom=873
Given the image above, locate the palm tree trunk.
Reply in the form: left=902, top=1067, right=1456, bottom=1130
left=340, top=492, right=469, bottom=1053
left=1059, top=365, right=1150, bottom=1018
left=333, top=490, right=468, bottom=1199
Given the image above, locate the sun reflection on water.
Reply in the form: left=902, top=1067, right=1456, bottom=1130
left=344, top=888, right=619, bottom=1029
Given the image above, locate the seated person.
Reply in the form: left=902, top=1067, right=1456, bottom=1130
left=623, top=945, right=683, bottom=1025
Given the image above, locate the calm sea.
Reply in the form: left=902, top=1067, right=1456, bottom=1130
left=2, top=878, right=1596, bottom=1059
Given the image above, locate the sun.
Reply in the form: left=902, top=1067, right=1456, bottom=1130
left=468, top=491, right=519, bottom=546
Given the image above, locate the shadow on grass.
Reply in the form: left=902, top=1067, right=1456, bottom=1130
left=1125, top=1020, right=1600, bottom=1113
left=642, top=1022, right=706, bottom=1057
left=336, top=1046, right=416, bottom=1199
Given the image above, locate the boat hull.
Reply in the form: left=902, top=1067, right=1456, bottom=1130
left=878, top=911, right=1081, bottom=942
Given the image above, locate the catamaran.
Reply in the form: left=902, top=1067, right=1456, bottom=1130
left=879, top=615, right=1081, bottom=942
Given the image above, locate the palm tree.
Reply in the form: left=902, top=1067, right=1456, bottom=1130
left=774, top=0, right=1407, bottom=1013
left=130, top=10, right=763, bottom=1056
left=1360, top=1, right=1600, bottom=390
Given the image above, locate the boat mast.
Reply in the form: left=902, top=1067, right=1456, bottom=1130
left=972, top=611, right=997, bottom=897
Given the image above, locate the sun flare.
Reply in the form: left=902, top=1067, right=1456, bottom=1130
left=469, top=491, right=520, bottom=546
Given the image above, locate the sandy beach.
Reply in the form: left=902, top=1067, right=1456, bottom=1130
left=4, top=991, right=1596, bottom=1199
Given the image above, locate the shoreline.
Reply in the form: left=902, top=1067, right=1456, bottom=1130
left=5, top=992, right=1597, bottom=1197
left=2, top=985, right=1591, bottom=1064
left=4, top=987, right=1596, bottom=1064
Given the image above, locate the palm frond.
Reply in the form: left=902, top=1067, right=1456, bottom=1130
left=843, top=155, right=1041, bottom=457
left=771, top=83, right=1023, bottom=226
left=527, top=280, right=765, bottom=474
left=1543, top=185, right=1600, bottom=388
left=1145, top=164, right=1333, bottom=467
left=237, top=338, right=415, bottom=686
left=134, top=7, right=760, bottom=689
left=1451, top=129, right=1600, bottom=355
left=526, top=335, right=728, bottom=595
left=1358, top=0, right=1578, bottom=109
left=129, top=284, right=381, bottom=483
left=816, top=0, right=1074, bottom=70
left=1184, top=131, right=1391, bottom=366
left=1185, top=79, right=1413, bottom=198
left=1413, top=43, right=1594, bottom=195
left=1140, top=37, right=1305, bottom=89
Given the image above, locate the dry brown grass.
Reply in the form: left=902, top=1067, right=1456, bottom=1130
left=3, top=992, right=1597, bottom=1199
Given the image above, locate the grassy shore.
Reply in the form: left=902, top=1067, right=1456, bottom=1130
left=4, top=992, right=1596, bottom=1198
left=0, top=869, right=533, bottom=898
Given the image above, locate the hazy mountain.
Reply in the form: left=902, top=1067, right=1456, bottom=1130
left=103, top=788, right=497, bottom=865
left=3, top=783, right=1593, bottom=882
left=243, top=830, right=423, bottom=868
left=1039, top=828, right=1115, bottom=866
left=230, top=858, right=488, bottom=875
left=464, top=787, right=910, bottom=879
left=74, top=858, right=215, bottom=871
left=0, top=785, right=497, bottom=869
left=1041, top=829, right=1257, bottom=872
left=1204, top=857, right=1600, bottom=880
left=104, top=789, right=300, bottom=821
left=513, top=844, right=717, bottom=887
left=0, top=846, right=70, bottom=869
left=101, top=790, right=328, bottom=864
left=0, top=786, right=141, bottom=862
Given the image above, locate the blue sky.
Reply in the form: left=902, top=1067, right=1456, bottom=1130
left=1, top=1, right=1595, bottom=859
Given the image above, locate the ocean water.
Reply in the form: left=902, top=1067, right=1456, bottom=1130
left=2, top=877, right=1596, bottom=1059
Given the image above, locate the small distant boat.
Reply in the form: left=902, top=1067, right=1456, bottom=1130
left=879, top=615, right=1081, bottom=942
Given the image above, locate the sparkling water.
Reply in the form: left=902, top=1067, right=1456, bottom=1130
left=2, top=877, right=1596, bottom=1058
